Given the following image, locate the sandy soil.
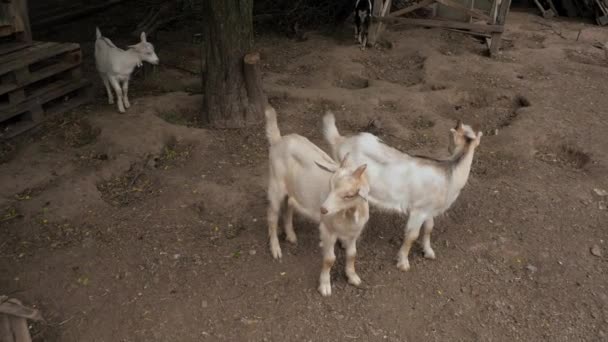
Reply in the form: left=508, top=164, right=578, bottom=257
left=1, top=8, right=608, bottom=342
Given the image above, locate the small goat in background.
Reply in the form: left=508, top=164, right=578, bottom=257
left=324, top=114, right=482, bottom=272
left=94, top=27, right=159, bottom=113
left=354, top=0, right=373, bottom=50
left=265, top=106, right=370, bottom=296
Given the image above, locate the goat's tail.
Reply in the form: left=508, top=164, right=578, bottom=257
left=95, top=27, right=102, bottom=39
left=323, top=111, right=343, bottom=147
left=265, top=106, right=281, bottom=145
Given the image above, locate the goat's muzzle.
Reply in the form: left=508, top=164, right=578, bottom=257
left=320, top=207, right=328, bottom=215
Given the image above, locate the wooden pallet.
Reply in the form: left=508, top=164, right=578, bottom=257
left=0, top=42, right=83, bottom=109
left=0, top=78, right=92, bottom=139
left=0, top=41, right=91, bottom=139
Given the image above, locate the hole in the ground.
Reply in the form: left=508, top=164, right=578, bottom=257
left=515, top=95, right=531, bottom=108
left=334, top=75, right=370, bottom=90
left=558, top=144, right=591, bottom=169
left=535, top=143, right=592, bottom=170
left=97, top=161, right=159, bottom=207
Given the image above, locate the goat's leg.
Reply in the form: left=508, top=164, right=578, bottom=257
left=343, top=237, right=361, bottom=286
left=108, top=77, right=125, bottom=113
left=397, top=212, right=426, bottom=271
left=421, top=217, right=436, bottom=260
left=318, top=223, right=337, bottom=296
left=284, top=197, right=297, bottom=244
left=361, top=33, right=368, bottom=50
left=267, top=182, right=284, bottom=259
left=101, top=75, right=114, bottom=104
left=122, top=79, right=130, bottom=109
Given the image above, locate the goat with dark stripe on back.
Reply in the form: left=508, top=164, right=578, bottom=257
left=354, top=0, right=373, bottom=50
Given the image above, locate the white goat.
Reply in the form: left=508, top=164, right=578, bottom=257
left=323, top=113, right=482, bottom=271
left=265, top=106, right=370, bottom=296
left=94, top=27, right=159, bottom=113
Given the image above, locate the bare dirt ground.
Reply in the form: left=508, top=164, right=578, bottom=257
left=2, top=8, right=608, bottom=342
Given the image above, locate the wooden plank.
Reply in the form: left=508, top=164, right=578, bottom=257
left=390, top=0, right=434, bottom=17
left=0, top=42, right=80, bottom=75
left=373, top=16, right=505, bottom=32
left=0, top=78, right=89, bottom=122
left=0, top=41, right=52, bottom=66
left=435, top=0, right=492, bottom=21
left=1, top=82, right=92, bottom=139
left=0, top=61, right=81, bottom=96
left=0, top=41, right=31, bottom=56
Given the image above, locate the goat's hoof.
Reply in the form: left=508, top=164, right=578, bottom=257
left=108, top=99, right=114, bottom=105
left=424, top=249, right=436, bottom=260
left=347, top=273, right=362, bottom=286
left=270, top=242, right=282, bottom=259
left=285, top=234, right=297, bottom=244
left=124, top=102, right=131, bottom=109
left=118, top=109, right=125, bottom=114
left=397, top=259, right=411, bottom=272
left=318, top=282, right=332, bottom=297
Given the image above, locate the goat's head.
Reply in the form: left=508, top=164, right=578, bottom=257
left=448, top=120, right=483, bottom=154
left=129, top=32, right=159, bottom=65
left=315, top=153, right=369, bottom=217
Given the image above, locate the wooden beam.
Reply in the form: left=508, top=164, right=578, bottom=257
left=373, top=16, right=504, bottom=33
left=389, top=0, right=434, bottom=17
left=489, top=0, right=512, bottom=56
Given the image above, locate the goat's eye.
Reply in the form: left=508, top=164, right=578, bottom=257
left=344, top=191, right=359, bottom=199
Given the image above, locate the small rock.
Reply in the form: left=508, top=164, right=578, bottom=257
left=590, top=245, right=602, bottom=257
left=249, top=249, right=256, bottom=256
left=201, top=300, right=208, bottom=308
left=593, top=188, right=608, bottom=197
left=526, top=265, right=538, bottom=273
left=599, top=201, right=607, bottom=210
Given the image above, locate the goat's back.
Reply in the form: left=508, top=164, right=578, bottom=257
left=268, top=134, right=335, bottom=220
left=334, top=133, right=450, bottom=213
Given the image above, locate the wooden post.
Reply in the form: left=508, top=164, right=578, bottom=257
left=243, top=52, right=267, bottom=119
left=367, top=0, right=385, bottom=46
left=469, top=0, right=476, bottom=23
left=489, top=0, right=512, bottom=56
left=17, top=0, right=31, bottom=42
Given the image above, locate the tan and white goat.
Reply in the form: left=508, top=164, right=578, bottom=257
left=94, top=27, right=159, bottom=113
left=265, top=107, right=370, bottom=296
left=323, top=113, right=482, bottom=271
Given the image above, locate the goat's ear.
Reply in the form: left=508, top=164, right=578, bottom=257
left=352, top=164, right=367, bottom=179
left=339, top=152, right=351, bottom=168
left=140, top=32, right=147, bottom=42
left=315, top=161, right=337, bottom=173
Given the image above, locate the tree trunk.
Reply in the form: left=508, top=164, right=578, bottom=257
left=202, top=0, right=261, bottom=128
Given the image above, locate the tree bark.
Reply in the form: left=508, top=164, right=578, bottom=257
left=202, top=0, right=261, bottom=128
left=243, top=52, right=268, bottom=118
